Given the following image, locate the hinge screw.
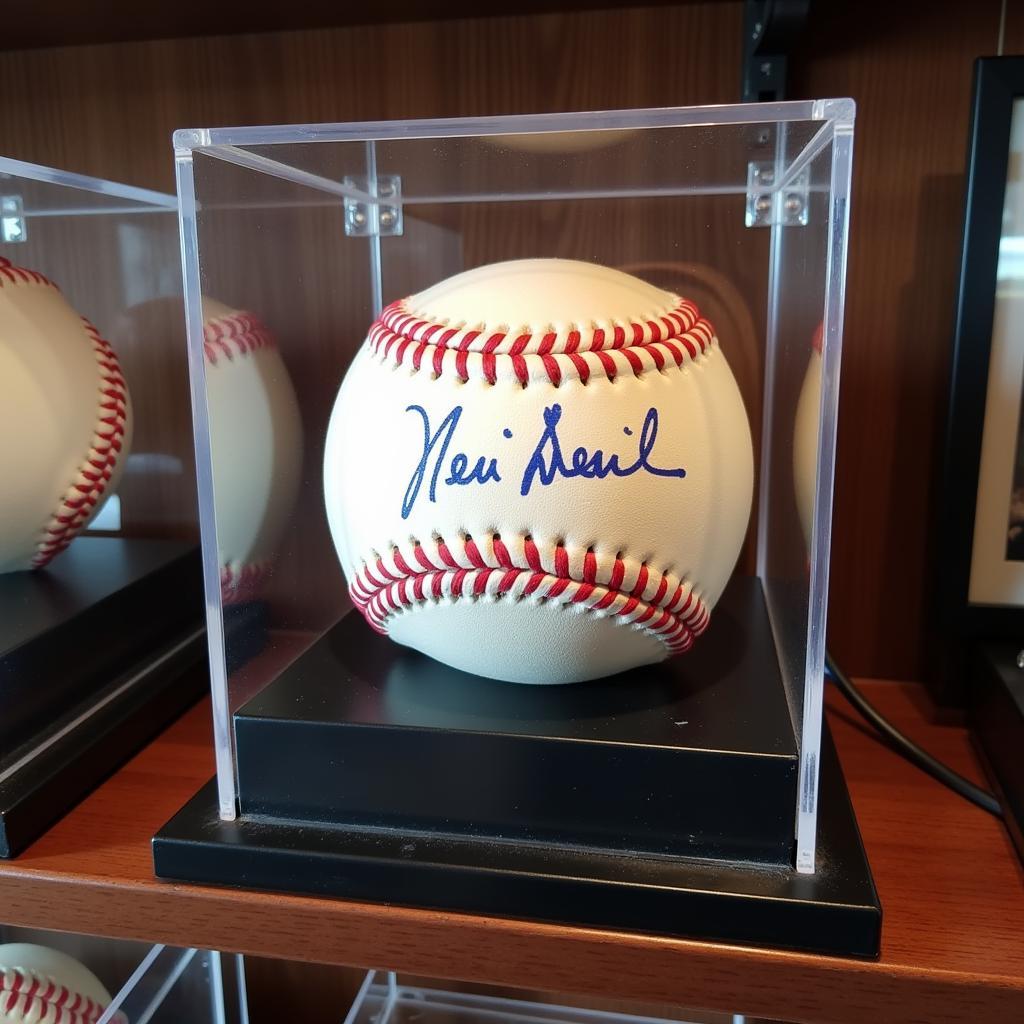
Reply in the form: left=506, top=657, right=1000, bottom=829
left=784, top=193, right=804, bottom=216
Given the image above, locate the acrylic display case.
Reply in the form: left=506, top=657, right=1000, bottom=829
left=343, top=971, right=761, bottom=1024
left=153, top=101, right=880, bottom=956
left=0, top=925, right=240, bottom=1023
left=0, top=160, right=205, bottom=857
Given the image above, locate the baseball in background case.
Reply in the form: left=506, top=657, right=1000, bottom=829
left=153, top=102, right=880, bottom=956
left=0, top=159, right=206, bottom=858
left=0, top=924, right=242, bottom=1023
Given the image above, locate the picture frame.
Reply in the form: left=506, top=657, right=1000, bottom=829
left=932, top=56, right=1024, bottom=704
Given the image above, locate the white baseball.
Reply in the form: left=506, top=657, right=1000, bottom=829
left=793, top=326, right=823, bottom=546
left=0, top=258, right=132, bottom=575
left=0, top=943, right=124, bottom=1024
left=202, top=299, right=303, bottom=605
left=324, top=259, right=754, bottom=684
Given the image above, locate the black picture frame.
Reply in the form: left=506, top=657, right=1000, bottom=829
left=930, top=56, right=1024, bottom=705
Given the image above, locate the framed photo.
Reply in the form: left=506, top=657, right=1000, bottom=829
left=934, top=56, right=1024, bottom=703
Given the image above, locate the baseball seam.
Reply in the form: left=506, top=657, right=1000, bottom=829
left=369, top=297, right=716, bottom=386
left=2, top=259, right=131, bottom=569
left=0, top=966, right=125, bottom=1024
left=221, top=559, right=273, bottom=604
left=204, top=309, right=281, bottom=602
left=0, top=258, right=54, bottom=290
left=203, top=310, right=276, bottom=365
left=30, top=316, right=129, bottom=569
left=350, top=533, right=710, bottom=656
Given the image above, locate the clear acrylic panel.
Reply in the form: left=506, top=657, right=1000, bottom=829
left=100, top=946, right=227, bottom=1024
left=0, top=159, right=196, bottom=781
left=0, top=927, right=229, bottom=1024
left=344, top=970, right=742, bottom=1024
left=178, top=101, right=854, bottom=871
left=0, top=158, right=190, bottom=539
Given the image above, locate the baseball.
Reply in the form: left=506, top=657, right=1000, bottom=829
left=0, top=258, right=132, bottom=575
left=0, top=943, right=124, bottom=1023
left=201, top=299, right=303, bottom=605
left=793, top=324, right=823, bottom=547
left=324, top=259, right=754, bottom=685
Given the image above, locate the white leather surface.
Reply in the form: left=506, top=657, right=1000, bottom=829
left=0, top=943, right=112, bottom=1019
left=0, top=274, right=132, bottom=574
left=325, top=259, right=753, bottom=684
left=203, top=299, right=303, bottom=584
left=404, top=259, right=681, bottom=340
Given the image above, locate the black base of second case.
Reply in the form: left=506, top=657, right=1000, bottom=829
left=232, top=577, right=799, bottom=865
left=152, top=723, right=880, bottom=957
left=153, top=576, right=880, bottom=957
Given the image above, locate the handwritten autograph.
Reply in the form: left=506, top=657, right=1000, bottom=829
left=401, top=403, right=685, bottom=520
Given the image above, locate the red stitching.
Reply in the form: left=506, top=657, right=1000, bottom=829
left=0, top=259, right=128, bottom=568
left=30, top=315, right=129, bottom=569
left=0, top=256, right=56, bottom=290
left=203, top=310, right=276, bottom=365
left=350, top=534, right=710, bottom=656
left=367, top=296, right=716, bottom=386
left=221, top=561, right=272, bottom=605
left=0, top=966, right=126, bottom=1024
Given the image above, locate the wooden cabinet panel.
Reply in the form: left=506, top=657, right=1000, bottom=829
left=0, top=1, right=1013, bottom=681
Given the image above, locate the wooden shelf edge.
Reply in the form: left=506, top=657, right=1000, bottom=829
left=0, top=683, right=1022, bottom=1024
left=0, top=864, right=1019, bottom=1024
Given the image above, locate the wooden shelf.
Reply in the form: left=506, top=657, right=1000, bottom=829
left=0, top=680, right=1021, bottom=1024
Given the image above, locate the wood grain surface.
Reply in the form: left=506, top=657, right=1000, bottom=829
left=0, top=1, right=1016, bottom=684
left=788, top=1, right=1009, bottom=686
left=0, top=680, right=1020, bottom=1024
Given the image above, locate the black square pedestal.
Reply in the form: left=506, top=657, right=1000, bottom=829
left=153, top=576, right=881, bottom=957
left=0, top=537, right=206, bottom=857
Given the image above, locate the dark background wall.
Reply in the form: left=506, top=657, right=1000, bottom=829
left=0, top=0, right=1019, bottom=683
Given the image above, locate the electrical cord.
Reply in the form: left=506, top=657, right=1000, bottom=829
left=824, top=651, right=1002, bottom=818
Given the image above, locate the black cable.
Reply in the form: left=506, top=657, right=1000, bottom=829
left=825, top=651, right=1002, bottom=818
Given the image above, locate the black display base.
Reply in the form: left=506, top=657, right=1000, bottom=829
left=1, top=537, right=202, bottom=746
left=0, top=536, right=206, bottom=858
left=223, top=601, right=270, bottom=675
left=0, top=629, right=206, bottom=858
left=153, top=723, right=880, bottom=957
left=153, top=575, right=879, bottom=956
left=234, top=577, right=798, bottom=864
left=971, top=642, right=1024, bottom=864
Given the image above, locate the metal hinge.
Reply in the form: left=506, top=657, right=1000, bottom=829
left=745, top=162, right=809, bottom=228
left=1, top=195, right=26, bottom=242
left=343, top=175, right=403, bottom=237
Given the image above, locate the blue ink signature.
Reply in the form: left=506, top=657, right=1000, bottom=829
left=402, top=405, right=501, bottom=519
left=401, top=403, right=685, bottom=519
left=519, top=404, right=685, bottom=497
